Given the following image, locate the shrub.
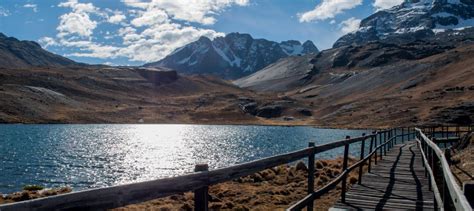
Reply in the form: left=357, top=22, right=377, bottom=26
left=23, top=185, right=44, bottom=191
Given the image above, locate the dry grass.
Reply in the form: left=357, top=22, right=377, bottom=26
left=114, top=157, right=376, bottom=211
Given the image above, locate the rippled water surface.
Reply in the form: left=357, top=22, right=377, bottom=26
left=0, top=124, right=369, bottom=193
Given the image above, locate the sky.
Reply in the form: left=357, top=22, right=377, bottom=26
left=0, top=0, right=404, bottom=66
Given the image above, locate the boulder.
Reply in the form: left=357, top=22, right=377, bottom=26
left=255, top=105, right=283, bottom=118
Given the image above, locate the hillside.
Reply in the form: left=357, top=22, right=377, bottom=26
left=233, top=29, right=474, bottom=127
left=0, top=65, right=316, bottom=125
left=0, top=33, right=83, bottom=68
left=144, top=33, right=319, bottom=79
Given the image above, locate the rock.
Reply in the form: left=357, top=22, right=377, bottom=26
left=295, top=161, right=308, bottom=172
left=240, top=102, right=258, bottom=114
left=255, top=105, right=284, bottom=118
left=297, top=108, right=312, bottom=116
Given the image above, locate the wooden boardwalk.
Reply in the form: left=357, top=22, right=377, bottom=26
left=332, top=141, right=435, bottom=210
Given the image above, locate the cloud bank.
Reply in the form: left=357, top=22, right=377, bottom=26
left=40, top=0, right=249, bottom=63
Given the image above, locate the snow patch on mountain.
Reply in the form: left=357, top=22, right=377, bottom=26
left=145, top=32, right=319, bottom=79
left=333, top=0, right=474, bottom=47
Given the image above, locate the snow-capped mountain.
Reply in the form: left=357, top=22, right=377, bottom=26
left=144, top=32, right=319, bottom=79
left=333, top=0, right=474, bottom=47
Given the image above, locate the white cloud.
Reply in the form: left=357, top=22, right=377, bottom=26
left=57, top=12, right=97, bottom=38
left=107, top=11, right=126, bottom=24
left=298, top=0, right=362, bottom=22
left=123, top=0, right=249, bottom=25
left=131, top=8, right=168, bottom=27
left=38, top=37, right=58, bottom=48
left=23, top=4, right=38, bottom=12
left=57, top=0, right=101, bottom=38
left=0, top=6, right=10, bottom=16
left=115, top=23, right=224, bottom=62
left=51, top=0, right=247, bottom=63
left=339, top=17, right=361, bottom=34
left=373, top=0, right=404, bottom=11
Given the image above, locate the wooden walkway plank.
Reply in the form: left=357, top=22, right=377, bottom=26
left=331, top=141, right=435, bottom=210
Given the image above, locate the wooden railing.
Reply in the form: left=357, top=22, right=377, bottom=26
left=415, top=128, right=472, bottom=211
left=0, top=126, right=469, bottom=211
left=287, top=128, right=415, bottom=210
left=0, top=128, right=405, bottom=211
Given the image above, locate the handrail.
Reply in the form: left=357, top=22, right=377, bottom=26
left=415, top=128, right=472, bottom=211
left=1, top=127, right=451, bottom=211
left=414, top=137, right=444, bottom=209
left=0, top=134, right=374, bottom=211
left=287, top=132, right=410, bottom=211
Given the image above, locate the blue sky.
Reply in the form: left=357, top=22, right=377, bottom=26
left=0, top=0, right=403, bottom=66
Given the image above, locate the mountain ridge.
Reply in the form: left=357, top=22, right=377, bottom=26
left=333, top=0, right=474, bottom=47
left=0, top=33, right=85, bottom=69
left=144, top=32, right=319, bottom=79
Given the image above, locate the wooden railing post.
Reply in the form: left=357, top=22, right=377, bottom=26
left=374, top=132, right=378, bottom=165
left=402, top=127, right=405, bottom=143
left=194, top=164, right=209, bottom=211
left=379, top=132, right=383, bottom=159
left=390, top=129, right=393, bottom=148
left=307, top=142, right=315, bottom=211
left=368, top=132, right=375, bottom=172
left=341, top=137, right=350, bottom=203
left=393, top=128, right=396, bottom=146
left=358, top=133, right=366, bottom=184
left=383, top=131, right=387, bottom=156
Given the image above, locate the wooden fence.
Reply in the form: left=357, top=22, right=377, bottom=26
left=415, top=128, right=473, bottom=211
left=0, top=126, right=471, bottom=211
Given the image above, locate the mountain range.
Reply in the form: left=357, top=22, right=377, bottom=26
left=334, top=0, right=474, bottom=47
left=0, top=0, right=473, bottom=127
left=144, top=32, right=319, bottom=79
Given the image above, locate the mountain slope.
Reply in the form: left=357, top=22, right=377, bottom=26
left=334, top=0, right=474, bottom=47
left=234, top=55, right=318, bottom=92
left=0, top=33, right=83, bottom=68
left=144, top=33, right=319, bottom=79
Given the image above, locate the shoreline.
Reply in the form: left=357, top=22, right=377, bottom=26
left=0, top=122, right=384, bottom=130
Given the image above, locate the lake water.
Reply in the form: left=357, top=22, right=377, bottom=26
left=0, top=124, right=369, bottom=193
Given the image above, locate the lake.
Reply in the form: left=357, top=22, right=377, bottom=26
left=0, top=124, right=369, bottom=193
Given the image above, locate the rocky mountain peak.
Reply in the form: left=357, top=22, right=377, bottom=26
left=144, top=33, right=319, bottom=79
left=333, top=0, right=474, bottom=47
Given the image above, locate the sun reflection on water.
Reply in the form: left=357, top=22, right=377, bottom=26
left=0, top=124, right=369, bottom=193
